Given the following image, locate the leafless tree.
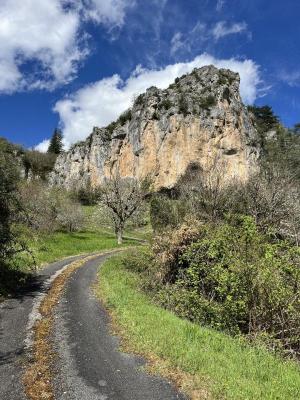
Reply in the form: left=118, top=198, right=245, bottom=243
left=18, top=181, right=85, bottom=234
left=54, top=192, right=85, bottom=233
left=98, top=173, right=149, bottom=244
left=237, top=166, right=300, bottom=243
left=177, top=161, right=231, bottom=223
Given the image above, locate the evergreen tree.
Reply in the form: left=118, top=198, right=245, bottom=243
left=48, top=128, right=63, bottom=154
left=247, top=105, right=279, bottom=133
left=293, top=122, right=300, bottom=135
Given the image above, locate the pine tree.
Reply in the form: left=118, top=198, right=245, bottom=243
left=48, top=129, right=63, bottom=154
left=247, top=105, right=279, bottom=133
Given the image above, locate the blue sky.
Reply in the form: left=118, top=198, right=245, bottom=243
left=0, top=0, right=299, bottom=150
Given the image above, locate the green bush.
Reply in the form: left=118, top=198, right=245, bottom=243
left=199, top=94, right=216, bottom=109
left=178, top=95, right=189, bottom=116
left=125, top=216, right=300, bottom=357
left=23, top=150, right=56, bottom=180
left=0, top=138, right=33, bottom=295
left=72, top=184, right=101, bottom=205
left=150, top=194, right=187, bottom=231
left=106, top=121, right=118, bottom=137
left=158, top=98, right=172, bottom=110
left=117, top=109, right=132, bottom=125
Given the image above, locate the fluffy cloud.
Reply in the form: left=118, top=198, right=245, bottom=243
left=51, top=54, right=261, bottom=149
left=0, top=0, right=134, bottom=93
left=212, top=21, right=248, bottom=40
left=35, top=139, right=50, bottom=153
left=0, top=0, right=84, bottom=92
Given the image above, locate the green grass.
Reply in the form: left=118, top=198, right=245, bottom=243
left=98, top=252, right=300, bottom=400
left=0, top=227, right=141, bottom=298
left=31, top=229, right=139, bottom=266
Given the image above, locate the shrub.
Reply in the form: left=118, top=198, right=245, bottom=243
left=150, top=194, right=187, bottom=231
left=19, top=182, right=85, bottom=233
left=106, top=121, right=118, bottom=137
left=218, top=74, right=228, bottom=85
left=55, top=198, right=85, bottom=233
left=135, top=93, right=144, bottom=105
left=199, top=95, right=216, bottom=110
left=72, top=184, right=101, bottom=205
left=117, top=109, right=132, bottom=126
left=150, top=216, right=300, bottom=357
left=178, top=95, right=189, bottom=116
left=0, top=139, right=33, bottom=294
left=18, top=181, right=58, bottom=233
left=23, top=150, right=56, bottom=180
left=158, top=98, right=172, bottom=110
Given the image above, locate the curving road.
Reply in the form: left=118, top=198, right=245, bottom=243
left=0, top=253, right=186, bottom=400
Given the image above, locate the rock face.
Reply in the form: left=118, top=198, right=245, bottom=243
left=50, top=65, right=260, bottom=190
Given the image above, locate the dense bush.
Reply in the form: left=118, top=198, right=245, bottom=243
left=71, top=184, right=101, bottom=205
left=150, top=194, right=186, bottom=231
left=0, top=139, right=33, bottom=295
left=23, top=150, right=56, bottom=180
left=199, top=95, right=216, bottom=109
left=0, top=139, right=23, bottom=259
left=124, top=217, right=300, bottom=358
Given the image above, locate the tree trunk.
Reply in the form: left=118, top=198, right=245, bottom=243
left=117, top=228, right=123, bottom=245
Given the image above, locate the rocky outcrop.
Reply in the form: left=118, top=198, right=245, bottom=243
left=50, top=65, right=260, bottom=190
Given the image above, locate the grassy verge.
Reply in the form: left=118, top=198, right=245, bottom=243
left=97, top=253, right=300, bottom=400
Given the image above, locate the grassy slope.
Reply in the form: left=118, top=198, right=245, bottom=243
left=98, top=253, right=300, bottom=400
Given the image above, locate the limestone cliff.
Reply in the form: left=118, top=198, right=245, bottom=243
left=50, top=65, right=260, bottom=190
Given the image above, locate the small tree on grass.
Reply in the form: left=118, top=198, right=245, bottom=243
left=99, top=173, right=149, bottom=244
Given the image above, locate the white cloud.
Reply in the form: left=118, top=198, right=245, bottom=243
left=0, top=0, right=85, bottom=92
left=170, top=33, right=186, bottom=56
left=170, top=20, right=249, bottom=57
left=35, top=139, right=50, bottom=153
left=83, top=0, right=135, bottom=27
left=0, top=0, right=134, bottom=93
left=212, top=21, right=248, bottom=40
left=278, top=70, right=300, bottom=87
left=51, top=54, right=261, bottom=149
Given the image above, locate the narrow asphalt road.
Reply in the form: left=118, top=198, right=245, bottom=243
left=53, top=253, right=186, bottom=400
left=0, top=255, right=84, bottom=400
left=0, top=253, right=186, bottom=400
